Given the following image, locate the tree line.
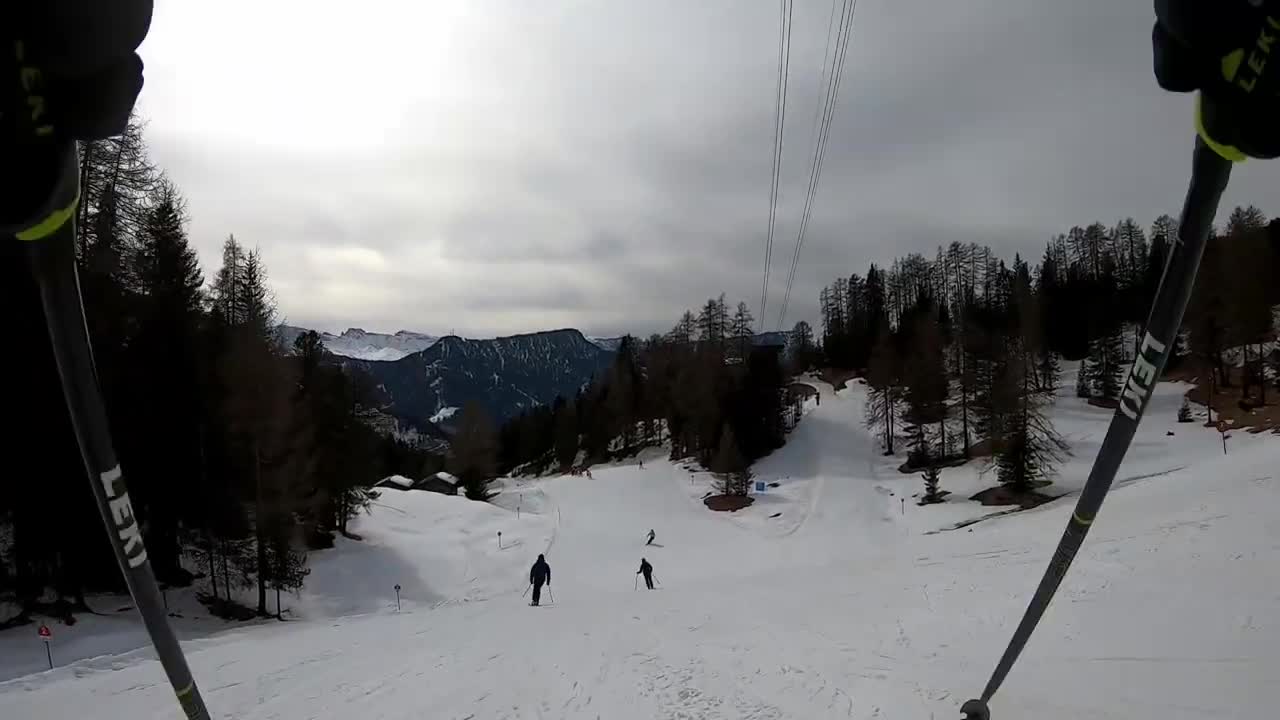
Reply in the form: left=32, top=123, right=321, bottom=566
left=819, top=209, right=1279, bottom=499
left=2, top=117, right=436, bottom=624
left=492, top=295, right=803, bottom=497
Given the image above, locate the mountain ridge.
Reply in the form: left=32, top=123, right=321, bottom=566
left=335, top=327, right=614, bottom=429
left=279, top=324, right=623, bottom=361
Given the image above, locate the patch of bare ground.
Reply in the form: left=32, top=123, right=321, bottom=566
left=967, top=437, right=996, bottom=459
left=1181, top=364, right=1280, bottom=435
left=969, top=480, right=1059, bottom=509
left=704, top=494, right=754, bottom=512
left=898, top=455, right=969, bottom=474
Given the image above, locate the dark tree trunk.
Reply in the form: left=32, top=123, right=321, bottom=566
left=1241, top=344, right=1251, bottom=399
left=1259, top=345, right=1267, bottom=405
left=254, top=442, right=267, bottom=617
left=207, top=536, right=219, bottom=602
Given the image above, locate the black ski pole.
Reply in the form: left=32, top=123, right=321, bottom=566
left=15, top=143, right=212, bottom=720
left=961, top=136, right=1232, bottom=720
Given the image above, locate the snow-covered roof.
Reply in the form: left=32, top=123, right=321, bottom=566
left=377, top=475, right=414, bottom=488
left=435, top=471, right=459, bottom=485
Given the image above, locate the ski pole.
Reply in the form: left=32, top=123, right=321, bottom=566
left=522, top=583, right=532, bottom=598
left=961, top=137, right=1232, bottom=720
left=634, top=574, right=639, bottom=591
left=547, top=587, right=555, bottom=604
left=16, top=144, right=212, bottom=720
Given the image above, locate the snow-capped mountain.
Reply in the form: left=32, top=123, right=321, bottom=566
left=278, top=326, right=440, bottom=361
left=281, top=325, right=624, bottom=360
left=282, top=324, right=792, bottom=429
left=587, top=336, right=627, bottom=352
left=338, top=328, right=614, bottom=426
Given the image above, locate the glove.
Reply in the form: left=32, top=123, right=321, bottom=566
left=1153, top=0, right=1280, bottom=160
left=3, top=1, right=153, bottom=234
left=3, top=1, right=153, bottom=143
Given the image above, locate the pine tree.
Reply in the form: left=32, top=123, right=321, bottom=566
left=697, top=294, right=731, bottom=345
left=220, top=333, right=309, bottom=616
left=1076, top=357, right=1092, bottom=398
left=1177, top=397, right=1194, bottom=423
left=731, top=301, right=755, bottom=356
left=901, top=310, right=948, bottom=462
left=606, top=336, right=642, bottom=451
left=449, top=402, right=498, bottom=500
left=1226, top=205, right=1267, bottom=237
left=974, top=331, right=1015, bottom=447
left=865, top=322, right=900, bottom=454
left=211, top=239, right=311, bottom=616
left=791, top=320, right=815, bottom=371
left=710, top=424, right=749, bottom=496
left=124, top=178, right=207, bottom=582
left=920, top=465, right=943, bottom=504
left=1088, top=328, right=1124, bottom=403
left=265, top=532, right=309, bottom=620
left=951, top=288, right=983, bottom=456
left=1188, top=234, right=1231, bottom=389
left=292, top=333, right=381, bottom=542
left=212, top=235, right=247, bottom=325
left=553, top=400, right=579, bottom=469
left=670, top=310, right=698, bottom=344
left=1222, top=212, right=1273, bottom=403
left=992, top=354, right=1067, bottom=491
left=76, top=114, right=158, bottom=251
left=1037, top=349, right=1061, bottom=397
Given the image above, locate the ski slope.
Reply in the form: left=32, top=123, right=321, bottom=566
left=2, top=373, right=1278, bottom=719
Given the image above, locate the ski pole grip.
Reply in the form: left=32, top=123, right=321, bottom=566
left=960, top=699, right=990, bottom=720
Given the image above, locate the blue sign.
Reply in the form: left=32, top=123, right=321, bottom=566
left=755, top=481, right=766, bottom=492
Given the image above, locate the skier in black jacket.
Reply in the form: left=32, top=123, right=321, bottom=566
left=528, top=554, right=551, bottom=606
left=637, top=558, right=654, bottom=590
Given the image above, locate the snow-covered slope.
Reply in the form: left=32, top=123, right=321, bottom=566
left=3, top=371, right=1277, bottom=719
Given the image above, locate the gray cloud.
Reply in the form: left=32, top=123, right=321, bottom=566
left=138, top=0, right=1279, bottom=340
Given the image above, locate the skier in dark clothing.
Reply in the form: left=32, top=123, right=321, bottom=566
left=645, top=529, right=656, bottom=546
left=528, top=554, right=551, bottom=606
left=637, top=558, right=654, bottom=590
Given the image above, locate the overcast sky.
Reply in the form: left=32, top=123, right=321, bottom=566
left=137, top=1, right=1279, bottom=339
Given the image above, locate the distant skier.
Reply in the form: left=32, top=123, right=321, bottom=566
left=645, top=529, right=656, bottom=546
left=528, top=554, right=551, bottom=606
left=637, top=558, right=654, bottom=590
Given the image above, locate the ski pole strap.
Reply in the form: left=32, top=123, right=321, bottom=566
left=0, top=109, right=79, bottom=241
left=961, top=137, right=1233, bottom=720
left=14, top=189, right=78, bottom=241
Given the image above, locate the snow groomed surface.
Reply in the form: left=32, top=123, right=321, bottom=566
left=2, top=369, right=1277, bottom=719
